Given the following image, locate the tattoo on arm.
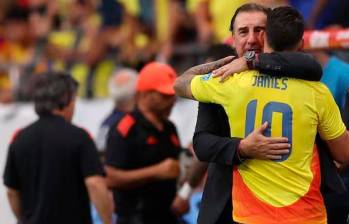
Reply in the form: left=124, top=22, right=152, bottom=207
left=174, top=56, right=235, bottom=99
left=174, top=69, right=196, bottom=99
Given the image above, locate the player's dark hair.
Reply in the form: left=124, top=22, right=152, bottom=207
left=266, top=6, right=304, bottom=51
left=34, top=72, right=78, bottom=116
left=229, top=3, right=270, bottom=32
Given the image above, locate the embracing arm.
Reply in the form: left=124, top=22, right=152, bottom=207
left=257, top=52, right=322, bottom=80
left=193, top=103, right=289, bottom=165
left=214, top=52, right=322, bottom=81
left=174, top=56, right=234, bottom=99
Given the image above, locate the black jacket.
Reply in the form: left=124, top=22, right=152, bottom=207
left=193, top=52, right=346, bottom=224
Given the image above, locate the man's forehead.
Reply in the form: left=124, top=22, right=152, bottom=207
left=234, top=11, right=267, bottom=30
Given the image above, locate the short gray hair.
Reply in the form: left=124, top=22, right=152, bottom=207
left=108, top=68, right=137, bottom=105
left=34, top=72, right=78, bottom=116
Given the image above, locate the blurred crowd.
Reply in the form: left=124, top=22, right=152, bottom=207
left=1, top=1, right=349, bottom=224
left=0, top=0, right=348, bottom=104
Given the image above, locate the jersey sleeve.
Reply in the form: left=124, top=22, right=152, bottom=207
left=79, top=130, right=105, bottom=178
left=190, top=73, right=230, bottom=105
left=316, top=84, right=346, bottom=140
left=3, top=144, right=20, bottom=189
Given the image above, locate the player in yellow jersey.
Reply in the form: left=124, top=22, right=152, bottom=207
left=174, top=6, right=349, bottom=224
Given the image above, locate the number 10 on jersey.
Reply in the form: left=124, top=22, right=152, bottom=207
left=245, top=99, right=293, bottom=162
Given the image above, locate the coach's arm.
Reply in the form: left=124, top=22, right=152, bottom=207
left=193, top=103, right=289, bottom=165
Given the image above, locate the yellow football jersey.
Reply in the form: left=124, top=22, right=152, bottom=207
left=191, top=70, right=346, bottom=223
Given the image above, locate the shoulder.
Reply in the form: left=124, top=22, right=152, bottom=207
left=305, top=81, right=332, bottom=95
left=288, top=79, right=330, bottom=93
left=10, top=128, right=24, bottom=145
left=303, top=82, right=337, bottom=109
left=115, top=113, right=137, bottom=138
left=102, top=110, right=124, bottom=127
left=65, top=125, right=93, bottom=144
left=192, top=72, right=219, bottom=85
left=9, top=121, right=37, bottom=145
left=217, top=70, right=258, bottom=86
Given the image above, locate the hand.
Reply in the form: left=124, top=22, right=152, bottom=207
left=155, top=158, right=180, bottom=180
left=212, top=57, right=248, bottom=82
left=171, top=195, right=190, bottom=216
left=239, top=122, right=290, bottom=160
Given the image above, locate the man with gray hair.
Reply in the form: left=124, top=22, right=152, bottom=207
left=3, top=73, right=113, bottom=224
left=96, top=68, right=138, bottom=152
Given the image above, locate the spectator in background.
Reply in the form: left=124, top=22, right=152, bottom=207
left=9, top=1, right=59, bottom=101
left=159, top=0, right=198, bottom=65
left=27, top=0, right=55, bottom=40
left=46, top=0, right=99, bottom=69
left=0, top=6, right=32, bottom=102
left=194, top=0, right=247, bottom=44
left=3, top=73, right=113, bottom=224
left=0, top=7, right=31, bottom=66
left=86, top=0, right=158, bottom=71
left=84, top=0, right=124, bottom=68
left=105, top=62, right=181, bottom=224
left=96, top=68, right=137, bottom=154
left=289, top=0, right=349, bottom=29
left=0, top=0, right=14, bottom=21
left=316, top=52, right=349, bottom=110
left=48, top=0, right=108, bottom=98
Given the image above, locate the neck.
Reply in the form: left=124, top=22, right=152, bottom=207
left=52, top=109, right=68, bottom=121
left=116, top=100, right=135, bottom=113
left=137, top=102, right=164, bottom=131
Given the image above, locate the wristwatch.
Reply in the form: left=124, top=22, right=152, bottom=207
left=244, top=50, right=257, bottom=69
